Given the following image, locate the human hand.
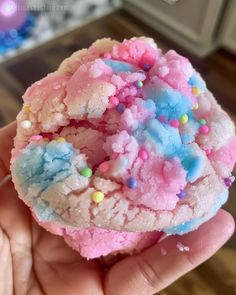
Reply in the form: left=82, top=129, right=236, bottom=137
left=0, top=122, right=234, bottom=295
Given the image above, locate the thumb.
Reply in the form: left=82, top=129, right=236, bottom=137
left=0, top=122, right=16, bottom=182
left=105, top=209, right=235, bottom=295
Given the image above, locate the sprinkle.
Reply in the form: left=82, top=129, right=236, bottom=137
left=23, top=104, right=30, bottom=113
left=180, top=114, right=188, bottom=124
left=126, top=177, right=138, bottom=189
left=143, top=63, right=151, bottom=71
left=99, top=161, right=110, bottom=173
left=177, top=242, right=190, bottom=252
left=111, top=152, right=119, bottom=159
left=109, top=96, right=119, bottom=107
left=199, top=125, right=210, bottom=134
left=177, top=189, right=186, bottom=199
left=116, top=103, right=126, bottom=113
left=136, top=81, right=143, bottom=88
left=21, top=120, right=32, bottom=129
left=138, top=149, right=149, bottom=160
left=224, top=177, right=233, bottom=187
left=57, top=137, right=66, bottom=143
left=92, top=191, right=104, bottom=203
left=170, top=119, right=180, bottom=128
left=192, top=87, right=201, bottom=96
left=158, top=115, right=168, bottom=123
left=193, top=103, right=199, bottom=110
left=81, top=167, right=93, bottom=178
left=198, top=118, right=206, bottom=125
left=30, top=135, right=43, bottom=141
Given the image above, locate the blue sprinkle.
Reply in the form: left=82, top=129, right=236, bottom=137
left=116, top=103, right=126, bottom=113
left=143, top=63, right=151, bottom=71
left=126, top=177, right=138, bottom=189
left=177, top=189, right=186, bottom=199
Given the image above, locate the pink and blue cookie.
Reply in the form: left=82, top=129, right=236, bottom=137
left=11, top=37, right=236, bottom=259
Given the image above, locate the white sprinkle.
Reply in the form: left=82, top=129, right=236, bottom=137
left=21, top=120, right=32, bottom=129
left=177, top=242, right=190, bottom=252
left=160, top=246, right=167, bottom=256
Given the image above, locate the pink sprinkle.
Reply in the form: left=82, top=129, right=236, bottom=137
left=31, top=135, right=43, bottom=141
left=99, top=161, right=110, bottom=173
left=104, top=52, right=111, bottom=59
left=109, top=96, right=119, bottom=106
left=199, top=125, right=210, bottom=134
left=170, top=119, right=180, bottom=128
left=111, top=152, right=119, bottom=159
left=138, top=149, right=149, bottom=160
left=158, top=115, right=168, bottom=123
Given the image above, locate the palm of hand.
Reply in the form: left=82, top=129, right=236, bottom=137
left=0, top=179, right=104, bottom=295
left=0, top=123, right=234, bottom=295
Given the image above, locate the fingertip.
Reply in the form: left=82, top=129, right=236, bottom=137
left=180, top=209, right=235, bottom=253
left=105, top=210, right=235, bottom=295
left=217, top=209, right=235, bottom=238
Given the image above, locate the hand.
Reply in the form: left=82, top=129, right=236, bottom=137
left=0, top=123, right=234, bottom=295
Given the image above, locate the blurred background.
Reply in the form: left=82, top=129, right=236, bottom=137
left=0, top=0, right=235, bottom=294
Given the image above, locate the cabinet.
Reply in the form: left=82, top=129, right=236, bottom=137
left=124, top=0, right=229, bottom=56
left=220, top=0, right=236, bottom=54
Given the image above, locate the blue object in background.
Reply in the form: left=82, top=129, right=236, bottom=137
left=0, top=13, right=35, bottom=54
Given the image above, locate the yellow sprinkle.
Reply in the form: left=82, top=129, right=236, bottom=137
left=92, top=191, right=104, bottom=203
left=23, top=105, right=30, bottom=113
left=192, top=87, right=201, bottom=96
left=180, top=114, right=188, bottom=124
left=57, top=137, right=66, bottom=143
left=193, top=103, right=199, bottom=110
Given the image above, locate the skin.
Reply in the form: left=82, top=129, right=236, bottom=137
left=0, top=122, right=235, bottom=295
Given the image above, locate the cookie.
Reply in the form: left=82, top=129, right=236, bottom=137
left=11, top=37, right=236, bottom=259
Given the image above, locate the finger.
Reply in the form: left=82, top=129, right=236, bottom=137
left=0, top=228, right=13, bottom=295
left=105, top=210, right=235, bottom=295
left=0, top=122, right=16, bottom=182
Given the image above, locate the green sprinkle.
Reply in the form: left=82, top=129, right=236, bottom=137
left=199, top=118, right=206, bottom=125
left=81, top=167, right=93, bottom=177
left=136, top=81, right=143, bottom=88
